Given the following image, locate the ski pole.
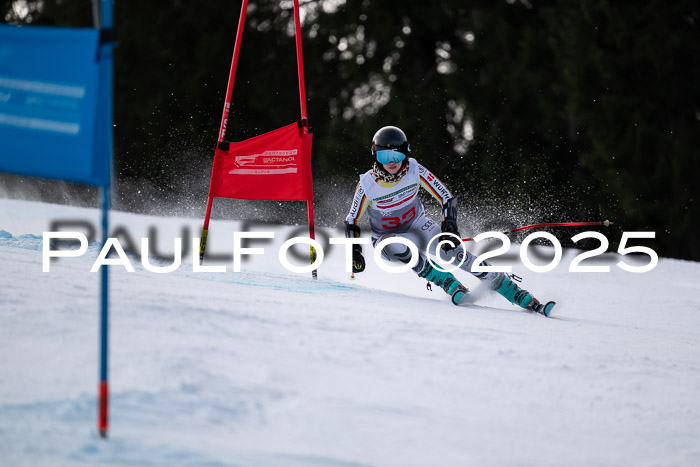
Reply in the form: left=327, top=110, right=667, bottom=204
left=460, top=220, right=612, bottom=242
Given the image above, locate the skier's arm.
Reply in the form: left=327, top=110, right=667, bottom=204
left=344, top=181, right=370, bottom=272
left=439, top=198, right=461, bottom=251
left=418, top=163, right=455, bottom=219
left=418, top=163, right=460, bottom=250
left=345, top=181, right=370, bottom=227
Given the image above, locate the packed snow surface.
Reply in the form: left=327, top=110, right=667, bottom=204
left=1, top=198, right=699, bottom=466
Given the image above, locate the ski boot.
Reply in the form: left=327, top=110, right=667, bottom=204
left=492, top=273, right=555, bottom=316
left=418, top=263, right=469, bottom=305
left=530, top=300, right=556, bottom=317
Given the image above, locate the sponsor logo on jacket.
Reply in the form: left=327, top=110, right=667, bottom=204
left=375, top=184, right=419, bottom=209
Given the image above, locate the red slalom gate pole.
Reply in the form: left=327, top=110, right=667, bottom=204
left=199, top=0, right=249, bottom=261
left=293, top=0, right=317, bottom=279
left=307, top=199, right=318, bottom=279
left=217, top=0, right=249, bottom=145
left=461, top=220, right=612, bottom=242
left=293, top=0, right=307, bottom=122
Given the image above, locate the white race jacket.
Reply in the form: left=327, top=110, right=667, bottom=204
left=345, top=158, right=454, bottom=236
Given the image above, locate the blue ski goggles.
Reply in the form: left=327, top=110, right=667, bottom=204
left=376, top=149, right=406, bottom=164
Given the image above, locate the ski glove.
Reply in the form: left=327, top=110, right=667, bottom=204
left=439, top=219, right=461, bottom=251
left=352, top=244, right=366, bottom=273
left=344, top=223, right=365, bottom=273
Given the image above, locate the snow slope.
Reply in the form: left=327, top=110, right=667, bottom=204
left=1, top=198, right=699, bottom=467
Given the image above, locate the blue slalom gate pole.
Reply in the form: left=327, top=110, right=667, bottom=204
left=0, top=0, right=115, bottom=439
left=97, top=0, right=114, bottom=438
left=98, top=186, right=110, bottom=437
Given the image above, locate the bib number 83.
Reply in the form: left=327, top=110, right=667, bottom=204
left=381, top=206, right=416, bottom=229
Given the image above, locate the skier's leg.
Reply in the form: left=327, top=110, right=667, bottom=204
left=488, top=272, right=555, bottom=315
left=439, top=240, right=554, bottom=314
left=371, top=215, right=439, bottom=274
left=371, top=231, right=429, bottom=273
left=372, top=219, right=468, bottom=304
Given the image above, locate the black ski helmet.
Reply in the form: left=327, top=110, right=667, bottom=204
left=371, top=126, right=410, bottom=164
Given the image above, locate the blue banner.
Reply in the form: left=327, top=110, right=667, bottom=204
left=0, top=24, right=110, bottom=186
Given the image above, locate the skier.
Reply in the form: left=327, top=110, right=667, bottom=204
left=344, top=125, right=555, bottom=315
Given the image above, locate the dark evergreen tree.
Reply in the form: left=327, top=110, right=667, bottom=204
left=2, top=0, right=698, bottom=259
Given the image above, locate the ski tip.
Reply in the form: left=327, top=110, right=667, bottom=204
left=451, top=287, right=469, bottom=306
left=542, top=301, right=556, bottom=317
